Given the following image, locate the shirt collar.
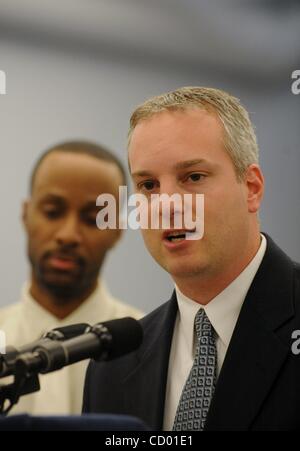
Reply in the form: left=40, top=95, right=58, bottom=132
left=175, top=234, right=267, bottom=351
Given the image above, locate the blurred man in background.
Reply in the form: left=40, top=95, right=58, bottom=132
left=0, top=140, right=143, bottom=415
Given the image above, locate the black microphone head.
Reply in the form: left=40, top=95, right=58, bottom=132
left=95, top=317, right=143, bottom=361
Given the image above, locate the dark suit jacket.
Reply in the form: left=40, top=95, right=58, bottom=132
left=83, top=235, right=300, bottom=431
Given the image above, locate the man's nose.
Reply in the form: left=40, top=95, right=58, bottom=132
left=55, top=215, right=82, bottom=247
left=155, top=180, right=185, bottom=225
left=158, top=179, right=184, bottom=198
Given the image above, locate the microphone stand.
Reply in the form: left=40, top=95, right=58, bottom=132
left=0, top=362, right=41, bottom=415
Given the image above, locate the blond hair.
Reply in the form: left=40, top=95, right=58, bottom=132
left=128, top=86, right=259, bottom=179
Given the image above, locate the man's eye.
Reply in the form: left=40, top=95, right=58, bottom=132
left=138, top=180, right=156, bottom=191
left=187, top=173, right=204, bottom=182
left=43, top=209, right=62, bottom=219
left=84, top=216, right=98, bottom=227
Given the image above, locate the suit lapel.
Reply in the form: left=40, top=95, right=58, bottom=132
left=122, top=294, right=178, bottom=430
left=205, top=235, right=295, bottom=430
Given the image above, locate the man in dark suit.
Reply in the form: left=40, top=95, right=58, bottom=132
left=82, top=87, right=300, bottom=431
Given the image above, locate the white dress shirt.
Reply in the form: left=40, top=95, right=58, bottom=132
left=0, top=280, right=144, bottom=415
left=163, top=234, right=267, bottom=430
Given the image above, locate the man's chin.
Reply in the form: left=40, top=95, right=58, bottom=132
left=163, top=260, right=207, bottom=279
left=39, top=274, right=85, bottom=299
left=44, top=283, right=82, bottom=300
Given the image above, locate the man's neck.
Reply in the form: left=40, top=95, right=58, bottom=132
left=174, top=233, right=262, bottom=305
left=29, top=279, right=97, bottom=320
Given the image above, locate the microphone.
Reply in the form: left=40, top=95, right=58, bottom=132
left=0, top=323, right=89, bottom=378
left=5, top=317, right=143, bottom=377
left=43, top=323, right=90, bottom=341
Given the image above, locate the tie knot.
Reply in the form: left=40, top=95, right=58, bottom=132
left=194, top=308, right=215, bottom=341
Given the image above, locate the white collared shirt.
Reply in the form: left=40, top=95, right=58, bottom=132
left=163, top=235, right=267, bottom=430
left=0, top=280, right=144, bottom=415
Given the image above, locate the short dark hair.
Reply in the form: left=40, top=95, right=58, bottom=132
left=30, top=140, right=127, bottom=193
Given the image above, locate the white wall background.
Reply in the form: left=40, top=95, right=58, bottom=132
left=0, top=0, right=299, bottom=313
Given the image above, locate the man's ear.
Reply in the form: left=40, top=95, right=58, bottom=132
left=245, top=164, right=264, bottom=213
left=22, top=200, right=30, bottom=229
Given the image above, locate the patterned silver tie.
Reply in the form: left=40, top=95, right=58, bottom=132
left=173, top=308, right=217, bottom=431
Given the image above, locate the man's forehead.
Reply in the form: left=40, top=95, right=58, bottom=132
left=34, top=191, right=100, bottom=207
left=32, top=151, right=122, bottom=193
left=129, top=129, right=224, bottom=178
left=35, top=151, right=110, bottom=176
left=129, top=108, right=223, bottom=156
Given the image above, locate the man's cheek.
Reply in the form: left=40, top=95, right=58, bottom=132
left=141, top=230, right=155, bottom=250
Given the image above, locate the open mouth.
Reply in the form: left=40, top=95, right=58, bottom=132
left=163, top=229, right=196, bottom=243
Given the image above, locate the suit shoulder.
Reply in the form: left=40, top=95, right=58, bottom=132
left=86, top=297, right=175, bottom=377
left=293, top=260, right=300, bottom=274
left=140, top=298, right=174, bottom=329
left=293, top=260, right=300, bottom=301
left=83, top=296, right=176, bottom=413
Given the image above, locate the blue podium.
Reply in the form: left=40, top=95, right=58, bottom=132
left=0, top=413, right=149, bottom=431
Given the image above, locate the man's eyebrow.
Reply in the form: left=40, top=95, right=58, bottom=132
left=131, top=170, right=153, bottom=178
left=131, top=159, right=213, bottom=178
left=38, top=194, right=65, bottom=203
left=173, top=159, right=212, bottom=170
